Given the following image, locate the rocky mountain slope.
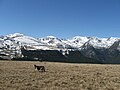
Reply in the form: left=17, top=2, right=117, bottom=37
left=0, top=33, right=120, bottom=63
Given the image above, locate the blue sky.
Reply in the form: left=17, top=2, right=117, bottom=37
left=0, top=0, right=120, bottom=38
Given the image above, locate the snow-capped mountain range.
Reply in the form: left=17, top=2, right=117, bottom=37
left=38, top=34, right=120, bottom=49
left=1, top=33, right=119, bottom=49
left=0, top=33, right=120, bottom=63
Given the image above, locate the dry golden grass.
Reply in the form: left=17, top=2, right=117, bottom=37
left=0, top=60, right=120, bottom=90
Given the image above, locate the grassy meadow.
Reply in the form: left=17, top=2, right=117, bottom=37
left=0, top=60, right=120, bottom=90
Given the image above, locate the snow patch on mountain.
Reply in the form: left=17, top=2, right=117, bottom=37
left=67, top=36, right=89, bottom=48
left=38, top=36, right=74, bottom=49
left=6, top=33, right=42, bottom=45
left=85, top=37, right=119, bottom=48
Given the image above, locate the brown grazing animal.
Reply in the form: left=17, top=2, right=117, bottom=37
left=34, top=65, right=45, bottom=72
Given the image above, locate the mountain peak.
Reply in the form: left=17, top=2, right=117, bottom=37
left=6, top=33, right=24, bottom=38
left=46, top=36, right=57, bottom=39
